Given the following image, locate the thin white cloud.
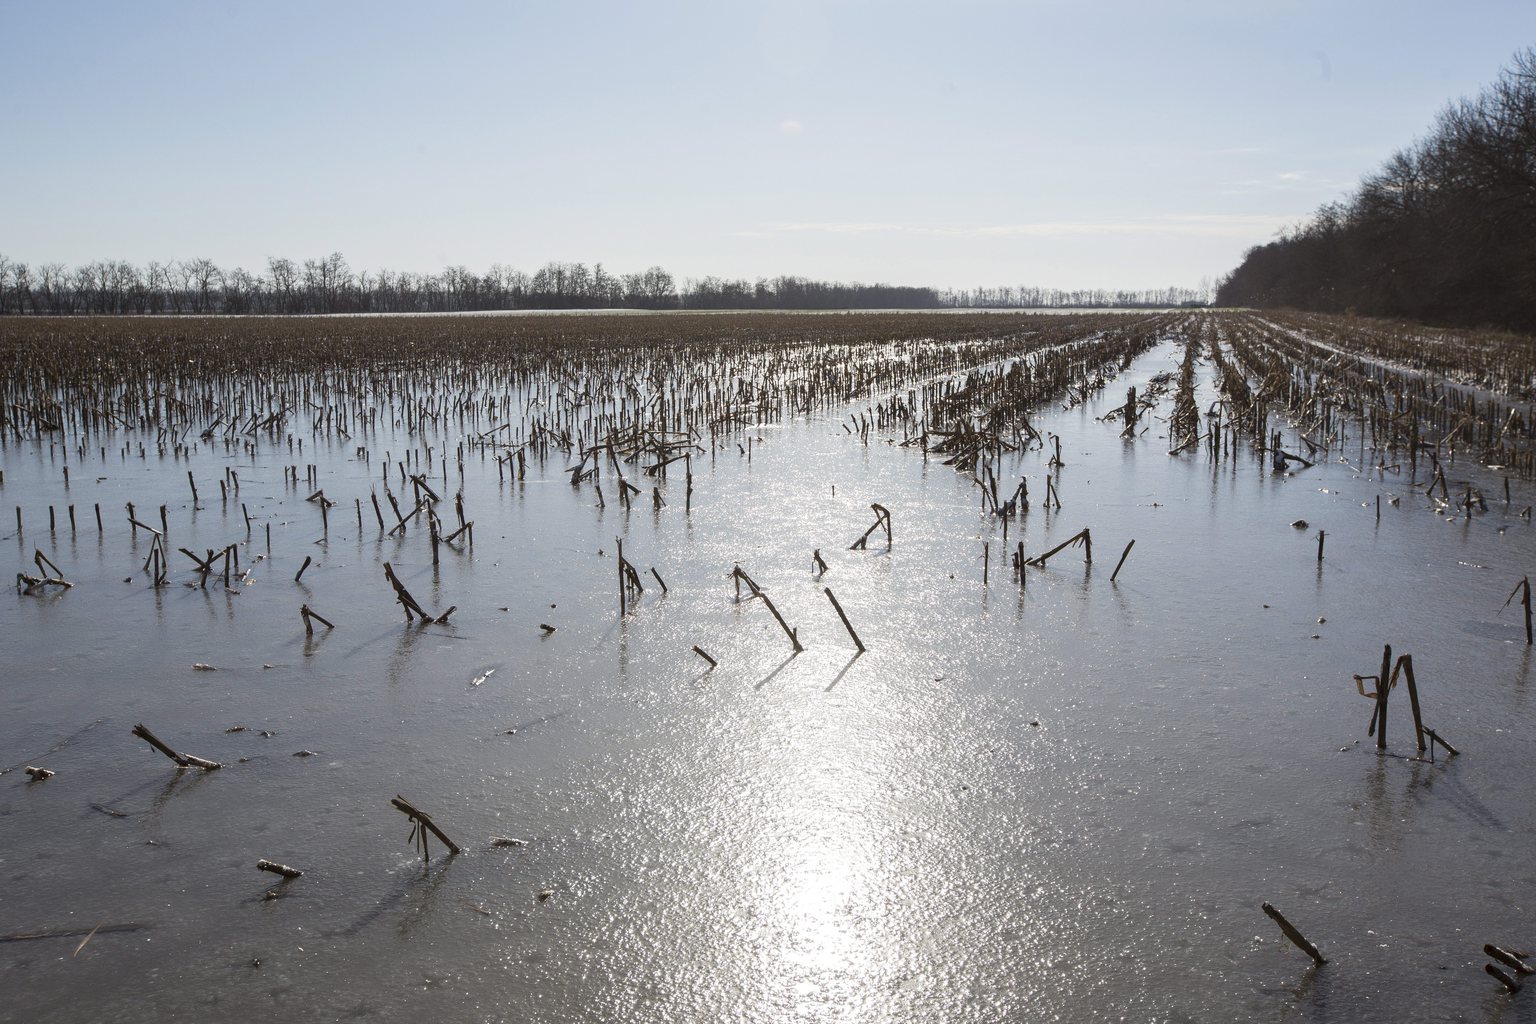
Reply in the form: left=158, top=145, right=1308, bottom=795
left=778, top=119, right=804, bottom=136
left=1220, top=172, right=1354, bottom=195
left=742, top=214, right=1304, bottom=240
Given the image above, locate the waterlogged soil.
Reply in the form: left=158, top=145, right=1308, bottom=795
left=4, top=338, right=1536, bottom=1023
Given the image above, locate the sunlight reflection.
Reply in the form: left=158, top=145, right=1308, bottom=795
left=737, top=708, right=900, bottom=1020
left=764, top=813, right=884, bottom=1016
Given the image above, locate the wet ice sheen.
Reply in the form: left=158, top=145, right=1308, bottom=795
left=3, top=339, right=1535, bottom=1023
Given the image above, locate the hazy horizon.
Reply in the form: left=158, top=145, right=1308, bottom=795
left=4, top=0, right=1534, bottom=290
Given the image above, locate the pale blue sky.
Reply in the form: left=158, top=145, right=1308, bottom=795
left=3, top=0, right=1533, bottom=290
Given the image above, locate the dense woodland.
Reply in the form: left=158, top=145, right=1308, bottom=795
left=0, top=251, right=1206, bottom=316
left=1217, top=48, right=1536, bottom=331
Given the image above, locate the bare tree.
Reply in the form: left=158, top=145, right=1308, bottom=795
left=267, top=257, right=297, bottom=313
left=184, top=258, right=222, bottom=313
left=11, top=262, right=33, bottom=313
left=641, top=266, right=676, bottom=307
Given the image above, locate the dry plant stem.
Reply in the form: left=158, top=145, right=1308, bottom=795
left=1487, top=964, right=1523, bottom=993
left=1486, top=945, right=1536, bottom=975
left=1397, top=655, right=1426, bottom=752
left=1375, top=644, right=1392, bottom=751
left=752, top=588, right=803, bottom=653
left=692, top=645, right=718, bottom=669
left=1027, top=527, right=1092, bottom=568
left=382, top=561, right=431, bottom=621
left=391, top=795, right=461, bottom=860
left=1505, top=577, right=1533, bottom=645
left=849, top=503, right=892, bottom=550
left=256, top=859, right=303, bottom=879
left=1424, top=727, right=1460, bottom=757
left=823, top=587, right=865, bottom=652
left=1109, top=539, right=1135, bottom=582
left=1526, top=577, right=1534, bottom=646
left=300, top=604, right=335, bottom=634
left=614, top=540, right=645, bottom=613
left=731, top=566, right=764, bottom=600
left=127, top=516, right=161, bottom=538
left=131, top=723, right=221, bottom=771
left=34, top=549, right=64, bottom=578
left=1261, top=903, right=1327, bottom=965
left=17, top=570, right=72, bottom=594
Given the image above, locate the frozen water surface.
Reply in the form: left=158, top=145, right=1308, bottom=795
left=3, top=325, right=1535, bottom=1023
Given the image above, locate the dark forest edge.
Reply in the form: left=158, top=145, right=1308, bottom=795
left=0, top=252, right=1207, bottom=316
left=1216, top=48, right=1536, bottom=332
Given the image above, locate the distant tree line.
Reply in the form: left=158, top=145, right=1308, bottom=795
left=0, top=251, right=1204, bottom=316
left=682, top=275, right=943, bottom=309
left=943, top=284, right=1210, bottom=308
left=0, top=255, right=688, bottom=315
left=1217, top=48, right=1536, bottom=331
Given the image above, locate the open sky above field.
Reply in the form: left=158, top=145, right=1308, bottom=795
left=3, top=0, right=1533, bottom=291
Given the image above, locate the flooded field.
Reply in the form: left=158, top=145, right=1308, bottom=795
left=4, top=311, right=1536, bottom=1022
